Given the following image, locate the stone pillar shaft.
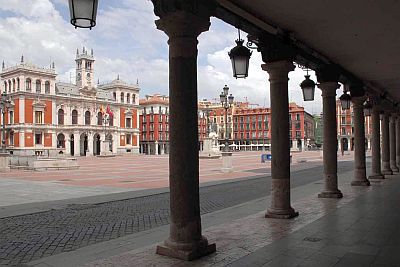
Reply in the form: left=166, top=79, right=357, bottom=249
left=351, top=97, right=370, bottom=186
left=381, top=112, right=392, bottom=175
left=262, top=61, right=298, bottom=218
left=369, top=103, right=384, bottom=179
left=389, top=114, right=399, bottom=172
left=396, top=117, right=400, bottom=167
left=154, top=9, right=215, bottom=260
left=318, top=82, right=343, bottom=198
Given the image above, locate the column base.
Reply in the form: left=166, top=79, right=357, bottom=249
left=265, top=207, right=299, bottom=219
left=391, top=167, right=399, bottom=173
left=156, top=237, right=216, bottom=261
left=368, top=174, right=384, bottom=180
left=351, top=180, right=371, bottom=186
left=382, top=169, right=393, bottom=176
left=318, top=190, right=343, bottom=199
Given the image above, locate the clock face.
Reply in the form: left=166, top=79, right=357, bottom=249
left=86, top=73, right=91, bottom=81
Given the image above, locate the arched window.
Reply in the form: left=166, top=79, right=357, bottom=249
left=126, top=93, right=130, bottom=104
left=57, top=133, right=65, bottom=148
left=35, top=80, right=41, bottom=93
left=45, top=81, right=50, bottom=94
left=17, top=78, right=20, bottom=91
left=120, top=92, right=124, bottom=103
left=132, top=94, right=136, bottom=104
left=113, top=92, right=116, bottom=100
left=4, top=81, right=7, bottom=92
left=85, top=111, right=91, bottom=125
left=71, top=110, right=78, bottom=125
left=12, top=79, right=15, bottom=92
left=97, top=112, right=103, bottom=125
left=8, top=80, right=11, bottom=93
left=58, top=109, right=64, bottom=125
left=25, top=78, right=31, bottom=91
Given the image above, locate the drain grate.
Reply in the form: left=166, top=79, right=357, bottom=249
left=303, top=237, right=322, bottom=242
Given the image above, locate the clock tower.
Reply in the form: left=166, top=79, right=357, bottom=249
left=75, top=47, right=95, bottom=88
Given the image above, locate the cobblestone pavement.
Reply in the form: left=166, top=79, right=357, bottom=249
left=0, top=161, right=355, bottom=266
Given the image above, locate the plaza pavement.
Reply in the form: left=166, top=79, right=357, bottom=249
left=25, top=156, right=400, bottom=267
left=0, top=151, right=341, bottom=207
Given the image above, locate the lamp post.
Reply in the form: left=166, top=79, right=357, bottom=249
left=220, top=85, right=234, bottom=152
left=1, top=92, right=11, bottom=153
left=205, top=104, right=211, bottom=136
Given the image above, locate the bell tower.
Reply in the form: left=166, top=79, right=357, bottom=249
left=75, top=47, right=95, bottom=88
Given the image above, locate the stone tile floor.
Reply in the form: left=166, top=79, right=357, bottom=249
left=81, top=172, right=399, bottom=267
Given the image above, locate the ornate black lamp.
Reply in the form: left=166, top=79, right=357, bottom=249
left=300, top=68, right=316, bottom=101
left=228, top=29, right=252, bottom=79
left=363, top=99, right=373, bottom=116
left=339, top=92, right=351, bottom=110
left=68, top=0, right=98, bottom=29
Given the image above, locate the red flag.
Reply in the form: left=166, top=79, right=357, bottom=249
left=106, top=105, right=113, bottom=117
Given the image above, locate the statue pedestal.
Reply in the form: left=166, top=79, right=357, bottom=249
left=199, top=138, right=221, bottom=159
left=0, top=152, right=10, bottom=172
left=99, top=140, right=115, bottom=157
left=221, top=152, right=233, bottom=173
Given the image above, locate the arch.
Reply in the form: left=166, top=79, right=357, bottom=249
left=58, top=109, right=64, bottom=125
left=80, top=133, right=88, bottom=156
left=120, top=92, right=124, bottom=103
left=25, top=78, right=31, bottom=91
left=45, top=81, right=50, bottom=94
left=71, top=109, right=78, bottom=125
left=93, top=133, right=101, bottom=156
left=4, top=81, right=7, bottom=92
left=126, top=93, right=130, bottom=104
left=57, top=133, right=65, bottom=148
left=70, top=134, right=75, bottom=156
left=12, top=79, right=15, bottom=92
left=341, top=137, right=349, bottom=151
left=106, top=133, right=113, bottom=152
left=97, top=112, right=103, bottom=125
left=85, top=111, right=91, bottom=125
left=8, top=80, right=11, bottom=93
left=16, top=78, right=20, bottom=91
left=35, top=79, right=41, bottom=93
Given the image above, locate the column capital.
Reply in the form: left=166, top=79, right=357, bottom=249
left=316, top=65, right=341, bottom=83
left=261, top=61, right=295, bottom=76
left=317, top=82, right=340, bottom=98
left=351, top=95, right=366, bottom=108
left=153, top=0, right=213, bottom=38
left=258, top=36, right=296, bottom=63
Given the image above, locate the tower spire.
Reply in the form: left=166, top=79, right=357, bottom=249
left=21, top=54, right=24, bottom=63
left=2, top=61, right=4, bottom=70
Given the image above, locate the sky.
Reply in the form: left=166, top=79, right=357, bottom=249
left=0, top=0, right=325, bottom=114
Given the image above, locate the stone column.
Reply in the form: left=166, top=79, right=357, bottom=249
left=87, top=133, right=93, bottom=156
left=152, top=2, right=215, bottom=260
left=368, top=97, right=384, bottom=179
left=396, top=116, right=400, bottom=168
left=390, top=114, right=399, bottom=172
left=381, top=111, right=392, bottom=175
left=262, top=60, right=298, bottom=218
left=74, top=132, right=80, bottom=157
left=317, top=81, right=343, bottom=198
left=351, top=96, right=370, bottom=186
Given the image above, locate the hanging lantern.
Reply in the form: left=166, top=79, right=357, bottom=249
left=68, top=0, right=98, bottom=29
left=228, top=94, right=234, bottom=105
left=228, top=30, right=252, bottom=79
left=380, top=110, right=384, bottom=120
left=339, top=92, right=351, bottom=110
left=363, top=99, right=373, bottom=116
left=300, top=74, right=316, bottom=101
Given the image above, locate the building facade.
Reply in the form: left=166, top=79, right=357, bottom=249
left=0, top=48, right=140, bottom=156
left=336, top=100, right=372, bottom=151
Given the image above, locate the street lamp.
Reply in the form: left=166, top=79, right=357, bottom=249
left=228, top=29, right=252, bottom=79
left=339, top=92, right=351, bottom=110
left=205, top=104, right=211, bottom=136
left=300, top=69, right=316, bottom=101
left=68, top=0, right=98, bottom=29
left=1, top=92, right=12, bottom=153
left=220, top=85, right=234, bottom=152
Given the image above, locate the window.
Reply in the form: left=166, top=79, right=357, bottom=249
left=45, top=81, right=50, bottom=94
left=17, top=78, right=20, bottom=90
left=342, top=127, right=346, bottom=135
left=85, top=111, right=90, bottom=125
left=132, top=94, right=136, bottom=104
left=12, top=79, right=15, bottom=92
left=296, top=131, right=301, bottom=138
left=35, top=133, right=42, bottom=145
left=150, top=115, right=154, bottom=122
left=126, top=93, right=130, bottom=104
left=9, top=131, right=14, bottom=146
left=97, top=112, right=103, bottom=126
left=296, top=113, right=300, bottom=121
left=71, top=110, right=78, bottom=125
left=9, top=111, right=13, bottom=124
left=159, top=123, right=163, bottom=131
left=35, top=111, right=43, bottom=124
left=58, top=109, right=64, bottom=125
left=8, top=80, right=11, bottom=93
left=36, top=80, right=41, bottom=93
left=151, top=106, right=154, bottom=114
left=121, top=92, right=124, bottom=103
left=113, top=92, right=116, bottom=100
left=341, top=117, right=346, bottom=124
left=126, top=118, right=132, bottom=128
left=25, top=78, right=31, bottom=91
left=126, top=134, right=131, bottom=145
